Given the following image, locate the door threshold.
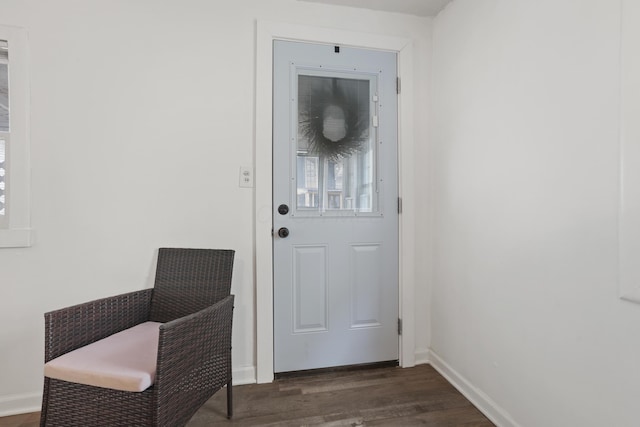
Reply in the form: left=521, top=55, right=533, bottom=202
left=274, top=360, right=399, bottom=380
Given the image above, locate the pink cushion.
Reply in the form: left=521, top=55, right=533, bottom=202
left=44, top=321, right=161, bottom=392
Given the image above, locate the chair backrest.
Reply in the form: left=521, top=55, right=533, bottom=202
left=149, top=248, right=235, bottom=323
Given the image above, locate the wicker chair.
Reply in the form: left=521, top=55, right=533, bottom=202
left=40, top=248, right=235, bottom=427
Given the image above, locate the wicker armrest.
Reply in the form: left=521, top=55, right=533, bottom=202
left=44, top=289, right=153, bottom=362
left=154, top=295, right=234, bottom=425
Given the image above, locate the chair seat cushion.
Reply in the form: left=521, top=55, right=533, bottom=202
left=44, top=321, right=161, bottom=392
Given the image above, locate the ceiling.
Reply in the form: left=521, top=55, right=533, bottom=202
left=298, top=0, right=453, bottom=17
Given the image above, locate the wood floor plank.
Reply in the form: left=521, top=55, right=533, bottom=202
left=187, top=365, right=495, bottom=426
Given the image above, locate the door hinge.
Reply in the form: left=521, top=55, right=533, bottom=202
left=398, top=197, right=402, bottom=214
left=398, top=318, right=403, bottom=335
left=396, top=77, right=401, bottom=94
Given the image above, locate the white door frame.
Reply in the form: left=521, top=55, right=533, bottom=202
left=255, top=21, right=416, bottom=383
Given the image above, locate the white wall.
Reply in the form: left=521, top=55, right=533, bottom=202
left=619, top=0, right=640, bottom=303
left=430, top=1, right=640, bottom=426
left=0, top=0, right=431, bottom=415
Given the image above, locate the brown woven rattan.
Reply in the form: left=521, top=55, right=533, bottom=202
left=40, top=248, right=235, bottom=427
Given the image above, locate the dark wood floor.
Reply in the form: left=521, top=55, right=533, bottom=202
left=1, top=365, right=494, bottom=426
left=191, top=364, right=494, bottom=426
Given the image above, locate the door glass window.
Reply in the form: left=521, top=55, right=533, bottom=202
left=296, top=73, right=376, bottom=214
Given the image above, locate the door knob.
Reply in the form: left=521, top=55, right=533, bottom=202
left=278, top=227, right=290, bottom=238
left=278, top=204, right=289, bottom=215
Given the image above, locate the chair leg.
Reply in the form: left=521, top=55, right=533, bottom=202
left=40, top=378, right=49, bottom=427
left=226, top=379, right=233, bottom=419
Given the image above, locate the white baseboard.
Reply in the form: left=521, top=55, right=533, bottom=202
left=414, top=349, right=430, bottom=365
left=0, top=392, right=41, bottom=417
left=0, top=366, right=257, bottom=417
left=233, top=365, right=257, bottom=385
left=427, top=350, right=520, bottom=427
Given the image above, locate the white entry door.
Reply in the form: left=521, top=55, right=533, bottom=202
left=273, top=40, right=398, bottom=373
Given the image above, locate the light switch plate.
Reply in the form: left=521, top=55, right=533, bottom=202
left=239, top=166, right=254, bottom=188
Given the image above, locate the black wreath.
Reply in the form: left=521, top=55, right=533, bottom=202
left=299, top=84, right=369, bottom=162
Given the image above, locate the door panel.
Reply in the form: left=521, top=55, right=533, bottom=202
left=293, top=245, right=328, bottom=333
left=350, top=243, right=383, bottom=328
left=273, top=40, right=398, bottom=373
